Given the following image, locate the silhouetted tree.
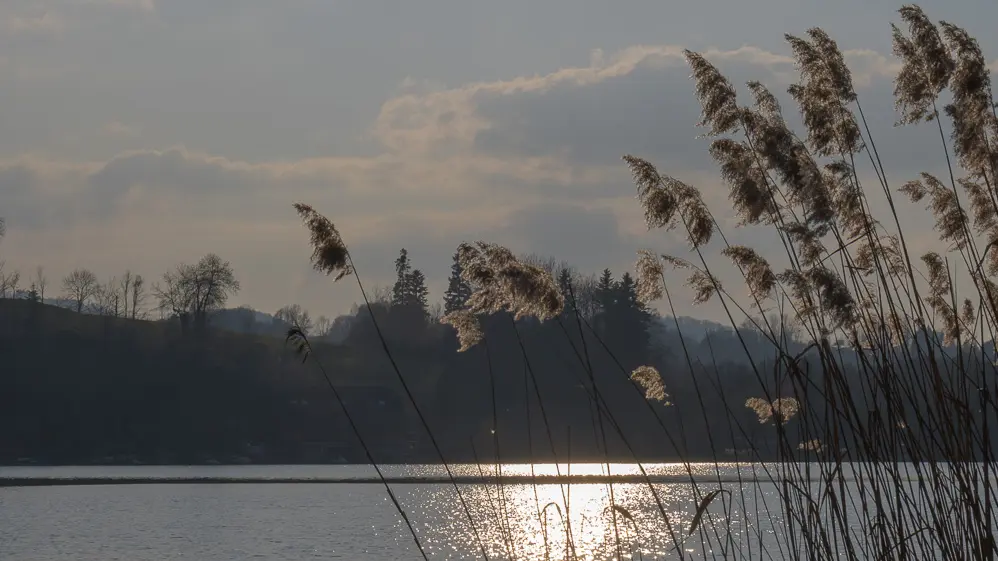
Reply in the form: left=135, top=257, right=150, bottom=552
left=407, top=269, right=429, bottom=314
left=314, top=315, right=332, bottom=337
left=0, top=264, right=20, bottom=298
left=92, top=276, right=124, bottom=317
left=63, top=268, right=98, bottom=312
left=443, top=251, right=472, bottom=313
left=275, top=304, right=314, bottom=335
left=155, top=254, right=240, bottom=332
left=33, top=267, right=47, bottom=301
left=392, top=249, right=412, bottom=307
left=117, top=271, right=135, bottom=319
left=131, top=274, right=146, bottom=319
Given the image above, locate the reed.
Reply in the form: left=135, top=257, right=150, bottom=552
left=288, top=4, right=998, bottom=559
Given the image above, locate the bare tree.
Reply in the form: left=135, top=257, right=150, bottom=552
left=427, top=301, right=443, bottom=323
left=131, top=274, right=146, bottom=319
left=63, top=268, right=99, bottom=313
left=118, top=271, right=134, bottom=319
left=154, top=267, right=194, bottom=324
left=92, top=277, right=124, bottom=317
left=314, top=315, right=332, bottom=337
left=370, top=284, right=393, bottom=305
left=155, top=254, right=240, bottom=331
left=32, top=267, right=47, bottom=301
left=0, top=262, right=20, bottom=298
left=275, top=304, right=314, bottom=335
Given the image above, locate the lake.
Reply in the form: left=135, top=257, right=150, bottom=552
left=0, top=463, right=930, bottom=560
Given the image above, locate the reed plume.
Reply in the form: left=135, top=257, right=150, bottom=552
left=624, top=155, right=715, bottom=248
left=292, top=203, right=353, bottom=281
left=745, top=397, right=800, bottom=425
left=684, top=49, right=740, bottom=136
left=892, top=5, right=954, bottom=124
left=939, top=21, right=996, bottom=177
left=900, top=172, right=971, bottom=249
left=456, top=241, right=564, bottom=321
left=440, top=308, right=484, bottom=352
left=630, top=365, right=672, bottom=404
left=721, top=246, right=776, bottom=301
left=634, top=249, right=665, bottom=305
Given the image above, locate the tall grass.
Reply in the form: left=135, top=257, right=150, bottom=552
left=289, top=4, right=998, bottom=560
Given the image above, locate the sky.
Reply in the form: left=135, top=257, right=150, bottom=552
left=0, top=0, right=996, bottom=321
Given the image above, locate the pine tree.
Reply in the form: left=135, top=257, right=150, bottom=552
left=596, top=268, right=615, bottom=312
left=443, top=251, right=472, bottom=314
left=392, top=249, right=411, bottom=307
left=406, top=269, right=430, bottom=314
left=605, top=272, right=652, bottom=366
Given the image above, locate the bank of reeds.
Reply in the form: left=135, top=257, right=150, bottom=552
left=289, top=4, right=998, bottom=559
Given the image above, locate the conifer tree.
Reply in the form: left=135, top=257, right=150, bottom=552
left=443, top=251, right=472, bottom=313
left=406, top=269, right=430, bottom=314
left=392, top=249, right=411, bottom=307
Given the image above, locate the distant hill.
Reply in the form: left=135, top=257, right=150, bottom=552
left=654, top=316, right=732, bottom=341
left=0, top=298, right=423, bottom=466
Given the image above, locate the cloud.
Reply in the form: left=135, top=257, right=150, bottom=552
left=4, top=8, right=66, bottom=34
left=75, top=0, right=155, bottom=11
left=100, top=121, right=140, bottom=137
left=0, top=38, right=958, bottom=320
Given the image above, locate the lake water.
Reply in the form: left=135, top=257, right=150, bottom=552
left=0, top=463, right=942, bottom=560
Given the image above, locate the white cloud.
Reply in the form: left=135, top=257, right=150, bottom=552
left=0, top=39, right=962, bottom=319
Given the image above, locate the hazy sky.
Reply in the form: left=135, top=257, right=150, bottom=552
left=1, top=0, right=995, bottom=321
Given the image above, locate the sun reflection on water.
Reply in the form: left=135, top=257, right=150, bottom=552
left=398, top=463, right=765, bottom=561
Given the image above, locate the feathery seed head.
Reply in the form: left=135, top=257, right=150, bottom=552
left=961, top=298, right=975, bottom=325
left=747, top=81, right=782, bottom=118
left=634, top=250, right=665, bottom=305
left=901, top=173, right=970, bottom=249
left=899, top=5, right=954, bottom=92
left=441, top=309, right=484, bottom=352
left=746, top=397, right=800, bottom=425
left=939, top=21, right=996, bottom=177
left=892, top=6, right=954, bottom=124
left=293, top=203, right=353, bottom=281
left=710, top=138, right=778, bottom=226
left=458, top=241, right=564, bottom=321
left=631, top=366, right=672, bottom=404
left=798, top=439, right=824, bottom=452
left=685, top=50, right=740, bottom=136
left=808, top=266, right=857, bottom=329
left=959, top=178, right=998, bottom=235
left=825, top=160, right=868, bottom=239
left=806, top=28, right=856, bottom=102
left=786, top=31, right=863, bottom=156
left=722, top=245, right=776, bottom=301
left=782, top=222, right=826, bottom=266
left=624, top=156, right=715, bottom=248
left=688, top=269, right=720, bottom=305
left=921, top=252, right=960, bottom=344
